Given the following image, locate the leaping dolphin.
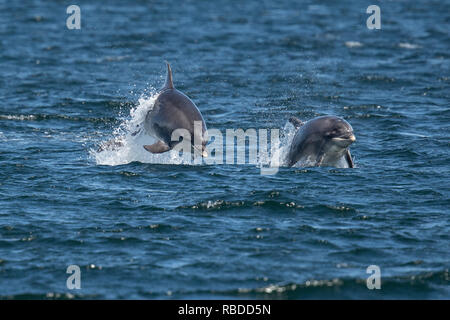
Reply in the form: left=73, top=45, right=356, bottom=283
left=143, top=62, right=208, bottom=157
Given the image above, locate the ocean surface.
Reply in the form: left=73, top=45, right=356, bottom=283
left=0, top=0, right=449, bottom=299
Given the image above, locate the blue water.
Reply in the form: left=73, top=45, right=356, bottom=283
left=0, top=0, right=449, bottom=299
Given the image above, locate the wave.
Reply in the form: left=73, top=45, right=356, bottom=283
left=345, top=41, right=363, bottom=48
left=0, top=113, right=116, bottom=124
left=131, top=269, right=450, bottom=299
left=178, top=199, right=304, bottom=211
left=0, top=292, right=98, bottom=300
left=230, top=270, right=450, bottom=299
left=176, top=200, right=361, bottom=214
left=398, top=42, right=421, bottom=49
left=1, top=265, right=447, bottom=299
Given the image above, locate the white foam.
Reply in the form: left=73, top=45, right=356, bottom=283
left=399, top=42, right=420, bottom=49
left=93, top=91, right=198, bottom=166
left=267, top=122, right=297, bottom=168
left=0, top=114, right=37, bottom=121
left=345, top=41, right=363, bottom=48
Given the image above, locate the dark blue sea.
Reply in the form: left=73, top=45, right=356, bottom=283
left=0, top=0, right=449, bottom=299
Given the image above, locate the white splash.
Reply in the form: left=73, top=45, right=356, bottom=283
left=267, top=122, right=297, bottom=168
left=345, top=41, right=363, bottom=48
left=399, top=42, right=420, bottom=49
left=0, top=114, right=37, bottom=121
left=93, top=91, right=198, bottom=166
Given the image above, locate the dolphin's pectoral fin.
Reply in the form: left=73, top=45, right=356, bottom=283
left=289, top=117, right=304, bottom=129
left=143, top=141, right=171, bottom=154
left=345, top=149, right=354, bottom=168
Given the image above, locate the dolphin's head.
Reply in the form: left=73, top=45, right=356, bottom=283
left=328, top=120, right=355, bottom=148
left=314, top=116, right=356, bottom=148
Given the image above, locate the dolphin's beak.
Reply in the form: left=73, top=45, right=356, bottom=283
left=331, top=133, right=356, bottom=146
left=349, top=133, right=356, bottom=142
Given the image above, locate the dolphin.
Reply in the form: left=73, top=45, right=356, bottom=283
left=286, top=115, right=356, bottom=168
left=142, top=62, right=208, bottom=157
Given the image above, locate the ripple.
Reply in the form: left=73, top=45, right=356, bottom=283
left=345, top=41, right=363, bottom=48
left=179, top=199, right=306, bottom=211
left=399, top=42, right=421, bottom=49
left=0, top=292, right=99, bottom=300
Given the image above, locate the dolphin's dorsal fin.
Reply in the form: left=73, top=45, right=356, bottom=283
left=162, top=61, right=174, bottom=90
left=289, top=116, right=304, bottom=129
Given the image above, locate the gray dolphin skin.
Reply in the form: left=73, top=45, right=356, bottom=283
left=143, top=62, right=208, bottom=157
left=286, top=115, right=356, bottom=168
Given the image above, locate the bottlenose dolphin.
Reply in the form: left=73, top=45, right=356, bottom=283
left=286, top=115, right=356, bottom=168
left=143, top=62, right=208, bottom=157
